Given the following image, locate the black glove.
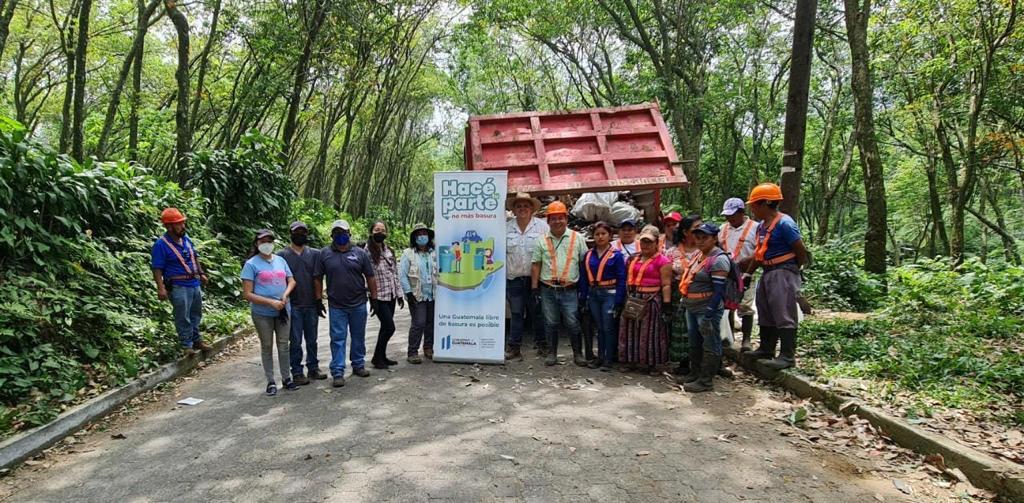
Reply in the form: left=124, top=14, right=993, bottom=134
left=317, top=298, right=326, bottom=318
left=397, top=296, right=405, bottom=310
left=405, top=293, right=417, bottom=309
left=660, top=302, right=674, bottom=325
left=532, top=288, right=542, bottom=306
left=614, top=304, right=624, bottom=318
left=369, top=298, right=379, bottom=318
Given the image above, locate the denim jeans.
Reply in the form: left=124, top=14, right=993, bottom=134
left=408, top=300, right=435, bottom=356
left=328, top=305, right=368, bottom=376
left=540, top=287, right=582, bottom=351
left=289, top=306, right=320, bottom=376
left=168, top=286, right=202, bottom=348
left=587, top=288, right=617, bottom=363
left=507, top=277, right=545, bottom=349
left=372, top=299, right=397, bottom=362
left=686, top=308, right=724, bottom=356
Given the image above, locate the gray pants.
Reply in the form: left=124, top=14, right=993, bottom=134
left=755, top=265, right=802, bottom=329
left=253, top=313, right=291, bottom=383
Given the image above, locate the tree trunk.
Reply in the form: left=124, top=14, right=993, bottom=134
left=128, top=0, right=146, bottom=161
left=816, top=133, right=856, bottom=244
left=189, top=0, right=221, bottom=132
left=281, top=0, right=328, bottom=162
left=843, top=0, right=887, bottom=274
left=70, top=0, right=92, bottom=162
left=924, top=154, right=949, bottom=256
left=96, top=0, right=160, bottom=159
left=778, top=0, right=818, bottom=223
left=166, top=0, right=191, bottom=177
left=0, top=0, right=20, bottom=60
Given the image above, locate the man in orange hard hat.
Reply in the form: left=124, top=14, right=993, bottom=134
left=742, top=183, right=808, bottom=370
left=531, top=201, right=589, bottom=366
left=151, top=208, right=211, bottom=355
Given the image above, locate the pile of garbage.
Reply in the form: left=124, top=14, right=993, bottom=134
left=524, top=191, right=653, bottom=242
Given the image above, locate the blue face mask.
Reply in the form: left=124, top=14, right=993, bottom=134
left=415, top=235, right=429, bottom=247
left=333, top=234, right=350, bottom=246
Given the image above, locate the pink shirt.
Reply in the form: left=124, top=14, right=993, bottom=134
left=627, top=254, right=669, bottom=288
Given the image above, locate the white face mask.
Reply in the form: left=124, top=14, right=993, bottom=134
left=258, top=242, right=274, bottom=255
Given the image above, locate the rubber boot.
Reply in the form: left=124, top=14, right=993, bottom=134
left=672, top=359, right=689, bottom=376
left=545, top=327, right=558, bottom=366
left=763, top=328, right=797, bottom=370
left=717, top=361, right=734, bottom=379
left=746, top=327, right=778, bottom=361
left=739, top=315, right=754, bottom=352
left=684, top=350, right=718, bottom=392
left=583, top=322, right=596, bottom=362
left=569, top=329, right=587, bottom=366
left=675, top=347, right=703, bottom=384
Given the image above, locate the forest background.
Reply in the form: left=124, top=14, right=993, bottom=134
left=0, top=0, right=1021, bottom=459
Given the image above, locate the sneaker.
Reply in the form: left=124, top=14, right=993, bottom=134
left=332, top=375, right=346, bottom=388
left=194, top=340, right=214, bottom=352
left=407, top=355, right=423, bottom=364
left=284, top=379, right=299, bottom=391
left=266, top=382, right=277, bottom=396
left=371, top=360, right=389, bottom=370
left=308, top=369, right=328, bottom=380
left=352, top=367, right=371, bottom=377
left=292, top=373, right=311, bottom=386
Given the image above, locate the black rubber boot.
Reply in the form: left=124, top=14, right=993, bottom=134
left=763, top=328, right=797, bottom=370
left=746, top=327, right=778, bottom=361
left=676, top=347, right=703, bottom=384
left=672, top=359, right=689, bottom=376
left=545, top=328, right=558, bottom=366
left=739, top=315, right=754, bottom=352
left=569, top=329, right=587, bottom=366
left=684, top=350, right=718, bottom=392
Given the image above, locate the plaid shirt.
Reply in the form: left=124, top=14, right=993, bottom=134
left=365, top=244, right=402, bottom=301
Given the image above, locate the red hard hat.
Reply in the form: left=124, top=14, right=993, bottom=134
left=161, top=207, right=187, bottom=224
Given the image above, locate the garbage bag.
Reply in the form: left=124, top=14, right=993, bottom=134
left=571, top=192, right=617, bottom=222
left=609, top=201, right=642, bottom=226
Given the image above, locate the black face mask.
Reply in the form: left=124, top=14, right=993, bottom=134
left=372, top=233, right=386, bottom=243
left=290, top=233, right=308, bottom=246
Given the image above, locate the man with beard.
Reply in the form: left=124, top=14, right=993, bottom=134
left=151, top=208, right=211, bottom=354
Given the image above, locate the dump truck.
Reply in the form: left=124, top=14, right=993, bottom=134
left=464, top=102, right=687, bottom=223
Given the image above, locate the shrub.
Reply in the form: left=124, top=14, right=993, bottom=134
left=802, top=241, right=886, bottom=312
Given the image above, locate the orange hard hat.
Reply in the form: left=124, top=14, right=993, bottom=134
left=161, top=207, right=187, bottom=224
left=546, top=201, right=569, bottom=217
left=746, top=183, right=784, bottom=205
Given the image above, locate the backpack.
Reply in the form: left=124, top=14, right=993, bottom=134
left=703, top=249, right=745, bottom=310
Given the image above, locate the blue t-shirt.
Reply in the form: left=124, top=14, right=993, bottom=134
left=151, top=233, right=201, bottom=288
left=757, top=213, right=801, bottom=265
left=241, top=255, right=293, bottom=317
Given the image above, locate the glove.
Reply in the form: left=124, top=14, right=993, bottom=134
left=369, top=298, right=379, bottom=318
left=660, top=302, right=674, bottom=325
left=397, top=296, right=405, bottom=310
left=613, top=304, right=624, bottom=318
left=405, top=293, right=417, bottom=309
left=532, top=288, right=542, bottom=306
left=277, top=308, right=289, bottom=322
left=317, top=298, right=326, bottom=318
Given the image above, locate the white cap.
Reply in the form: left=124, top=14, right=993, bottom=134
left=331, top=219, right=351, bottom=232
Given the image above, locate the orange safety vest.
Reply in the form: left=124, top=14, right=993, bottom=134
left=754, top=213, right=796, bottom=266
left=676, top=250, right=703, bottom=296
left=627, top=255, right=658, bottom=292
left=544, top=232, right=578, bottom=285
left=585, top=248, right=616, bottom=287
left=722, top=219, right=755, bottom=261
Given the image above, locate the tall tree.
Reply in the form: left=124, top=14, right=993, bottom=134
left=70, top=0, right=91, bottom=162
left=843, top=0, right=887, bottom=274
left=0, top=0, right=19, bottom=59
left=165, top=0, right=191, bottom=176
left=778, top=0, right=818, bottom=223
left=281, top=0, right=329, bottom=162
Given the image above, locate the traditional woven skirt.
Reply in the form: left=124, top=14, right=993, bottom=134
left=617, top=294, right=669, bottom=366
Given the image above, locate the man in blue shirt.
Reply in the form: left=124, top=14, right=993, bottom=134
left=151, top=208, right=211, bottom=354
left=742, top=184, right=809, bottom=370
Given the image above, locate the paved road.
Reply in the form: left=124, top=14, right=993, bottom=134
left=2, top=312, right=913, bottom=502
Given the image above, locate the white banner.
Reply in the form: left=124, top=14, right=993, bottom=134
left=432, top=171, right=508, bottom=364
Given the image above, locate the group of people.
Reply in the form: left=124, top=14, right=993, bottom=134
left=152, top=212, right=440, bottom=396
left=506, top=182, right=807, bottom=392
left=150, top=181, right=807, bottom=396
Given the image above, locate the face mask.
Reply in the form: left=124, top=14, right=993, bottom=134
left=333, top=234, right=350, bottom=247
left=372, top=233, right=386, bottom=243
left=415, top=235, right=429, bottom=247
left=258, top=242, right=274, bottom=255
left=290, top=233, right=308, bottom=246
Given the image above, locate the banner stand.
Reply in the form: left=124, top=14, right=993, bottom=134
left=431, top=171, right=508, bottom=364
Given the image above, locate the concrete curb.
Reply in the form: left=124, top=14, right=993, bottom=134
left=0, top=328, right=252, bottom=471
left=724, top=347, right=1024, bottom=501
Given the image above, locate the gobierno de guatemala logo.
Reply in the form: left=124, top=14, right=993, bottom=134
left=440, top=177, right=500, bottom=219
left=441, top=335, right=452, bottom=350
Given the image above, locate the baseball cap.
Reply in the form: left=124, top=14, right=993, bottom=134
left=638, top=225, right=660, bottom=242
left=721, top=198, right=745, bottom=216
left=289, top=220, right=308, bottom=232
left=663, top=211, right=682, bottom=223
left=692, top=223, right=720, bottom=236
left=255, top=228, right=274, bottom=240
left=619, top=219, right=638, bottom=229
left=331, top=220, right=351, bottom=232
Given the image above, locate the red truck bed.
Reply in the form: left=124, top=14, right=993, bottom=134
left=464, top=103, right=686, bottom=196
